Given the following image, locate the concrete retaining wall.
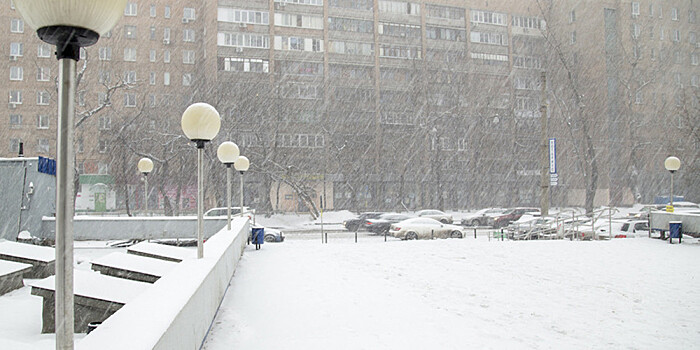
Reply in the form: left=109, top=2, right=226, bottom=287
left=77, top=217, right=250, bottom=350
left=40, top=216, right=231, bottom=241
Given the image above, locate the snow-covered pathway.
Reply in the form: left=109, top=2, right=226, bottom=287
left=202, top=237, right=700, bottom=350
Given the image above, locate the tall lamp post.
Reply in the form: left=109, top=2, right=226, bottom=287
left=137, top=158, right=154, bottom=213
left=12, top=1, right=127, bottom=348
left=181, top=103, right=221, bottom=259
left=234, top=156, right=250, bottom=215
left=217, top=142, right=240, bottom=230
left=664, top=156, right=681, bottom=210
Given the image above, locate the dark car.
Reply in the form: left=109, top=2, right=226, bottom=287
left=365, top=213, right=414, bottom=234
left=493, top=207, right=540, bottom=228
left=343, top=212, right=383, bottom=231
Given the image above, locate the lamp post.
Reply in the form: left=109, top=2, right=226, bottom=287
left=664, top=156, right=681, bottom=210
left=137, top=158, right=154, bottom=213
left=12, top=1, right=127, bottom=348
left=234, top=156, right=250, bottom=216
left=217, top=142, right=240, bottom=230
left=181, top=103, right=221, bottom=259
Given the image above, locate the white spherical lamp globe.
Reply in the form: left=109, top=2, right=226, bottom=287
left=217, top=142, right=240, bottom=164
left=234, top=156, right=250, bottom=172
left=137, top=158, right=154, bottom=174
left=664, top=156, right=680, bottom=172
left=181, top=103, right=221, bottom=143
left=13, top=0, right=128, bottom=36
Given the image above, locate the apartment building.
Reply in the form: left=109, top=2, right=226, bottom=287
left=1, top=0, right=697, bottom=212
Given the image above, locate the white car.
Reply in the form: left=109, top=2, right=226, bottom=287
left=460, top=208, right=505, bottom=227
left=390, top=217, right=464, bottom=240
left=416, top=210, right=453, bottom=224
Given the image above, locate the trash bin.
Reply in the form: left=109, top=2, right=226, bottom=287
left=252, top=227, right=264, bottom=249
left=669, top=221, right=682, bottom=243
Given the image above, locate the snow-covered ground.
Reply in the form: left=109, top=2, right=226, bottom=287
left=202, top=236, right=700, bottom=350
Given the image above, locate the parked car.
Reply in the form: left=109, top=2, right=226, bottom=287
left=250, top=224, right=285, bottom=243
left=342, top=212, right=383, bottom=231
left=597, top=220, right=649, bottom=238
left=493, top=207, right=540, bottom=228
left=416, top=209, right=453, bottom=224
left=365, top=213, right=414, bottom=234
left=390, top=217, right=464, bottom=240
left=460, top=208, right=506, bottom=227
left=205, top=207, right=253, bottom=217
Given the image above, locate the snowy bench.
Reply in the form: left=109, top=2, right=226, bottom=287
left=126, top=241, right=195, bottom=262
left=0, top=260, right=32, bottom=295
left=29, top=270, right=149, bottom=333
left=91, top=252, right=177, bottom=283
left=0, top=241, right=55, bottom=278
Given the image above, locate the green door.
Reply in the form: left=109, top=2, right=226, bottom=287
left=95, top=192, right=107, bottom=212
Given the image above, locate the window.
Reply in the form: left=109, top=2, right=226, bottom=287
left=37, top=115, right=49, bottom=129
left=674, top=73, right=681, bottom=86
left=78, top=91, right=85, bottom=106
left=378, top=45, right=421, bottom=59
left=217, top=32, right=270, bottom=48
left=9, top=90, right=22, bottom=104
left=99, top=115, right=111, bottom=130
left=98, top=70, right=111, bottom=84
left=150, top=4, right=156, bottom=17
left=124, top=2, right=137, bottom=16
left=378, top=1, right=420, bottom=16
left=471, top=10, right=507, bottom=25
left=150, top=49, right=156, bottom=62
left=673, top=30, right=681, bottom=42
left=513, top=16, right=542, bottom=29
left=124, top=71, right=136, bottom=84
left=275, top=0, right=323, bottom=5
left=631, top=24, right=640, bottom=39
left=10, top=42, right=23, bottom=57
left=37, top=139, right=49, bottom=153
left=163, top=72, right=170, bottom=85
left=97, top=92, right=109, bottom=106
left=150, top=26, right=156, bottom=40
left=274, top=13, right=323, bottom=29
left=274, top=36, right=324, bottom=52
left=124, top=93, right=136, bottom=107
left=165, top=6, right=171, bottom=18
left=692, top=53, right=699, bottom=66
left=183, top=8, right=195, bottom=21
left=10, top=139, right=22, bottom=153
left=674, top=51, right=681, bottom=64
left=164, top=50, right=171, bottom=63
left=649, top=4, right=654, bottom=17
left=571, top=31, right=576, bottom=44
left=98, top=162, right=110, bottom=175
left=182, top=73, right=192, bottom=86
left=76, top=139, right=84, bottom=153
left=379, top=22, right=422, bottom=38
left=37, top=44, right=51, bottom=58
left=329, top=0, right=373, bottom=10
left=182, top=50, right=195, bottom=64
left=149, top=94, right=157, bottom=107
left=10, top=66, right=23, bottom=81
left=99, top=47, right=112, bottom=61
left=37, top=91, right=50, bottom=105
left=37, top=67, right=50, bottom=81
left=217, top=8, right=270, bottom=25
left=691, top=10, right=696, bottom=24
left=125, top=25, right=137, bottom=39
left=97, top=140, right=108, bottom=153
left=10, top=18, right=23, bottom=33
left=631, top=2, right=640, bottom=17
left=328, top=17, right=374, bottom=33
left=149, top=72, right=156, bottom=85
left=570, top=10, right=575, bottom=23
left=10, top=114, right=22, bottom=128
left=671, top=7, right=678, bottom=20
left=635, top=91, right=643, bottom=104
left=470, top=31, right=508, bottom=45
left=163, top=27, right=171, bottom=43
left=124, top=47, right=136, bottom=61
left=691, top=75, right=698, bottom=87
left=690, top=32, right=697, bottom=45
left=183, top=29, right=195, bottom=42
left=222, top=57, right=270, bottom=73
left=328, top=40, right=374, bottom=56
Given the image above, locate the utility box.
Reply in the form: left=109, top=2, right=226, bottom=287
left=251, top=227, right=264, bottom=248
left=669, top=221, right=682, bottom=243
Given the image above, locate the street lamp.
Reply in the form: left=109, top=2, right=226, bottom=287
left=137, top=158, right=154, bottom=213
left=217, top=142, right=240, bottom=230
left=12, top=0, right=127, bottom=347
left=234, top=156, right=250, bottom=215
left=181, top=103, right=221, bottom=259
left=664, top=156, right=681, bottom=210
